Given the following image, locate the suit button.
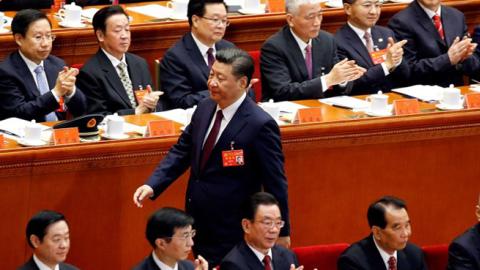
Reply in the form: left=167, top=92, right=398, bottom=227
left=188, top=198, right=192, bottom=202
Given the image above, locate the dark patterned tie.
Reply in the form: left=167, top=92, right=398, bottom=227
left=305, top=44, right=313, bottom=79
left=263, top=255, right=272, bottom=270
left=433, top=14, right=445, bottom=40
left=388, top=256, right=397, bottom=270
left=117, top=62, right=137, bottom=108
left=200, top=110, right=223, bottom=170
left=364, top=31, right=374, bottom=53
left=207, top=47, right=215, bottom=69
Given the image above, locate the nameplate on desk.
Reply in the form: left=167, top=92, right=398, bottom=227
left=393, top=99, right=420, bottom=115
left=147, top=120, right=175, bottom=137
left=296, top=107, right=322, bottom=123
left=53, top=127, right=80, bottom=145
left=268, top=0, right=285, bottom=12
left=465, top=93, right=480, bottom=109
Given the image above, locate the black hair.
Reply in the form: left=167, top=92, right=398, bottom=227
left=242, top=192, right=280, bottom=220
left=215, top=48, right=254, bottom=85
left=367, top=196, right=407, bottom=229
left=11, top=9, right=51, bottom=37
left=92, top=5, right=129, bottom=34
left=187, top=0, right=227, bottom=26
left=145, top=207, right=194, bottom=248
left=26, top=210, right=67, bottom=248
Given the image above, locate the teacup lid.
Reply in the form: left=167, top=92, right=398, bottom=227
left=372, top=90, right=388, bottom=98
left=65, top=2, right=81, bottom=10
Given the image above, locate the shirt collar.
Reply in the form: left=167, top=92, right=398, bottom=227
left=216, top=91, right=246, bottom=122
left=191, top=32, right=215, bottom=58
left=152, top=251, right=178, bottom=270
left=289, top=28, right=312, bottom=52
left=18, top=50, right=44, bottom=74
left=373, top=236, right=398, bottom=269
left=33, top=254, right=60, bottom=270
left=347, top=22, right=372, bottom=41
left=418, top=1, right=442, bottom=18
left=246, top=242, right=273, bottom=266
left=101, top=48, right=127, bottom=69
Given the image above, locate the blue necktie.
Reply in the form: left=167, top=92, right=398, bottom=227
left=34, top=65, right=57, bottom=122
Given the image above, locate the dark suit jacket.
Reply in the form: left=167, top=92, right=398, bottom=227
left=0, top=0, right=51, bottom=10
left=77, top=49, right=161, bottom=115
left=447, top=223, right=480, bottom=270
left=335, top=24, right=410, bottom=95
left=261, top=25, right=347, bottom=101
left=338, top=235, right=428, bottom=270
left=220, top=240, right=299, bottom=270
left=133, top=254, right=194, bottom=270
left=160, top=33, right=235, bottom=109
left=145, top=96, right=290, bottom=265
left=18, top=256, right=78, bottom=270
left=472, top=25, right=480, bottom=82
left=388, top=0, right=480, bottom=87
left=0, top=51, right=87, bottom=121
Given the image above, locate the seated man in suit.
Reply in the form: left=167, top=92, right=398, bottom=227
left=18, top=210, right=78, bottom=270
left=0, top=0, right=51, bottom=11
left=335, top=0, right=409, bottom=95
left=133, top=207, right=208, bottom=270
left=260, top=0, right=365, bottom=101
left=338, top=196, right=428, bottom=270
left=221, top=192, right=302, bottom=270
left=0, top=9, right=86, bottom=122
left=134, top=48, right=290, bottom=266
left=447, top=193, right=480, bottom=270
left=76, top=5, right=163, bottom=115
left=388, top=0, right=479, bottom=87
left=160, top=0, right=235, bottom=109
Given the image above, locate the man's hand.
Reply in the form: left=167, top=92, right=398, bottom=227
left=133, top=185, right=154, bottom=208
left=290, top=264, right=304, bottom=270
left=54, top=66, right=79, bottom=97
left=325, top=59, right=366, bottom=87
left=194, top=255, right=208, bottom=270
left=141, top=85, right=163, bottom=111
left=276, top=236, right=291, bottom=248
left=448, top=37, right=475, bottom=65
left=385, top=38, right=407, bottom=71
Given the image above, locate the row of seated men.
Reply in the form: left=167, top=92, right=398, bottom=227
left=18, top=192, right=480, bottom=270
left=1, top=0, right=480, bottom=122
left=0, top=0, right=157, bottom=11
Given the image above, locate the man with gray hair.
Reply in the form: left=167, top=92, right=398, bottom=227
left=260, top=0, right=366, bottom=101
left=447, top=193, right=480, bottom=269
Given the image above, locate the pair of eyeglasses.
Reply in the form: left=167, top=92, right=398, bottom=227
left=166, top=230, right=196, bottom=241
left=256, top=219, right=285, bottom=229
left=31, top=34, right=56, bottom=43
left=201, top=16, right=230, bottom=27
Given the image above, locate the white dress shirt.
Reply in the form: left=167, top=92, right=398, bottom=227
left=373, top=236, right=398, bottom=270
left=152, top=251, right=179, bottom=270
left=191, top=32, right=215, bottom=66
left=33, top=254, right=60, bottom=270
left=247, top=242, right=274, bottom=270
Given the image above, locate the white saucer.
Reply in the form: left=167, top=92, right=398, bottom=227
left=238, top=8, right=266, bottom=15
left=18, top=139, right=47, bottom=147
left=324, top=1, right=344, bottom=8
left=0, top=28, right=10, bottom=34
left=436, top=103, right=464, bottom=111
left=58, top=21, right=87, bottom=28
left=101, top=133, right=130, bottom=140
left=365, top=109, right=393, bottom=117
left=169, top=13, right=188, bottom=20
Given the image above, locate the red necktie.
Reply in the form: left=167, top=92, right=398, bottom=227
left=200, top=110, right=223, bottom=170
left=388, top=256, right=397, bottom=270
left=364, top=31, right=374, bottom=53
left=305, top=44, right=313, bottom=79
left=433, top=14, right=445, bottom=40
left=207, top=47, right=215, bottom=69
left=263, top=255, right=272, bottom=270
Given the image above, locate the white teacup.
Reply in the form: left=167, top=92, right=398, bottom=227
left=0, top=12, right=5, bottom=29
left=244, top=0, right=261, bottom=10
left=24, top=120, right=42, bottom=142
left=261, top=99, right=280, bottom=121
left=167, top=0, right=188, bottom=18
left=59, top=2, right=82, bottom=26
left=366, top=91, right=389, bottom=113
left=105, top=114, right=125, bottom=137
left=441, top=87, right=462, bottom=107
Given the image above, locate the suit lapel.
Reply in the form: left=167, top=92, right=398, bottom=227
left=43, top=57, right=59, bottom=91
left=283, top=26, right=310, bottom=80
left=185, top=33, right=210, bottom=79
left=365, top=237, right=389, bottom=270
left=239, top=241, right=265, bottom=269
left=345, top=25, right=374, bottom=66
left=97, top=50, right=133, bottom=108
left=272, top=246, right=287, bottom=269
left=126, top=53, right=142, bottom=91
left=12, top=51, right=40, bottom=98
left=193, top=100, right=217, bottom=174
left=397, top=249, right=409, bottom=270
left=441, top=7, right=457, bottom=47
left=412, top=1, right=446, bottom=48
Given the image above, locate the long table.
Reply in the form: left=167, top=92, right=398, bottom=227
left=1, top=0, right=480, bottom=79
left=1, top=88, right=480, bottom=269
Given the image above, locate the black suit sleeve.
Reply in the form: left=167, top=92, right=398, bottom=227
left=337, top=254, right=363, bottom=270
left=219, top=261, right=244, bottom=270
left=447, top=242, right=476, bottom=270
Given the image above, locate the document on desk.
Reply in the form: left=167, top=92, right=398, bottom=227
left=81, top=8, right=99, bottom=23
left=392, top=85, right=445, bottom=102
left=126, top=4, right=172, bottom=19
left=319, top=96, right=370, bottom=110
left=469, top=84, right=480, bottom=92
left=0, top=117, right=50, bottom=140
left=153, top=109, right=190, bottom=125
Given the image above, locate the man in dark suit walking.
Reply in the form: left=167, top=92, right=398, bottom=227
left=134, top=48, right=290, bottom=266
left=447, top=193, right=480, bottom=270
left=388, top=0, right=479, bottom=87
left=133, top=207, right=208, bottom=270
left=338, top=196, right=428, bottom=270
left=335, top=0, right=409, bottom=95
left=76, top=5, right=163, bottom=115
left=260, top=0, right=365, bottom=102
left=220, top=192, right=302, bottom=270
left=160, top=0, right=235, bottom=109
left=18, top=210, right=78, bottom=270
left=0, top=9, right=86, bottom=122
